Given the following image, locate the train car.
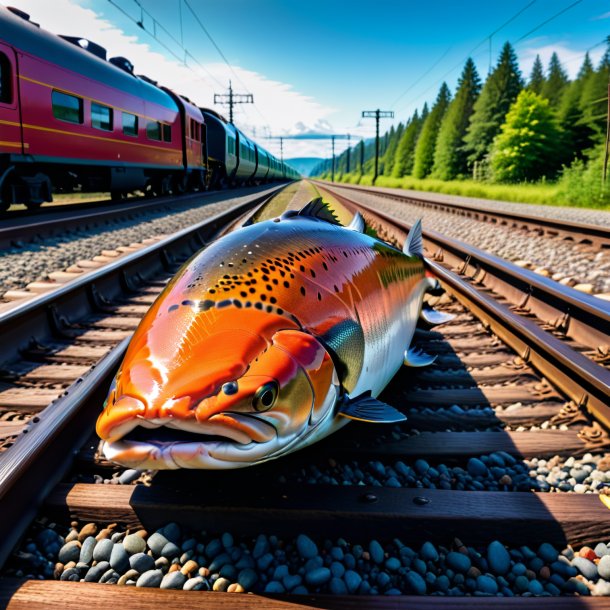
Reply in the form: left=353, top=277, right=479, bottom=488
left=0, top=6, right=205, bottom=209
left=199, top=107, right=237, bottom=188
left=253, top=144, right=271, bottom=183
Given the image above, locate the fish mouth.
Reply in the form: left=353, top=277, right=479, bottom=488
left=102, top=413, right=279, bottom=470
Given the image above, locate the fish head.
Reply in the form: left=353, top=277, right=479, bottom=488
left=96, top=303, right=339, bottom=469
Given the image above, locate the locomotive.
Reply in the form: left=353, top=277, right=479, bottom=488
left=0, top=5, right=298, bottom=210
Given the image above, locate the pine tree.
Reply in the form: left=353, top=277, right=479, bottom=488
left=541, top=52, right=569, bottom=108
left=392, top=106, right=427, bottom=177
left=412, top=83, right=451, bottom=178
left=382, top=122, right=404, bottom=176
left=528, top=55, right=546, bottom=94
left=463, top=41, right=523, bottom=165
left=432, top=59, right=481, bottom=180
left=491, top=90, right=562, bottom=182
left=558, top=53, right=596, bottom=159
left=579, top=40, right=610, bottom=144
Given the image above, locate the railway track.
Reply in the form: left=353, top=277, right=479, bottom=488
left=316, top=181, right=610, bottom=250
left=0, top=182, right=610, bottom=607
left=0, top=184, right=281, bottom=250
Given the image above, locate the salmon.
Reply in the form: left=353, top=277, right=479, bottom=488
left=96, top=200, right=447, bottom=469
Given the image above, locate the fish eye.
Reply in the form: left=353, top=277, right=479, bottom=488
left=252, top=381, right=279, bottom=412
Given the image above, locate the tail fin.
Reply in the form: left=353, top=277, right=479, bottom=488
left=404, top=219, right=423, bottom=258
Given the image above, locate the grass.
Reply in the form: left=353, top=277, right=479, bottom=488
left=325, top=173, right=610, bottom=211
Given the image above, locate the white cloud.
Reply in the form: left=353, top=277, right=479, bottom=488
left=592, top=11, right=610, bottom=20
left=519, top=41, right=605, bottom=80
left=9, top=0, right=340, bottom=157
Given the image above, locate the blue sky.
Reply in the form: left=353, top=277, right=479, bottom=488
left=9, top=0, right=610, bottom=158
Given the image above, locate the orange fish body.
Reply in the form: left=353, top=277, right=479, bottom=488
left=97, top=205, right=438, bottom=469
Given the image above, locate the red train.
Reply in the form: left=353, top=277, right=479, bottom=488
left=0, top=5, right=297, bottom=211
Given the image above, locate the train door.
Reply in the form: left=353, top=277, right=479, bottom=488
left=0, top=43, right=23, bottom=155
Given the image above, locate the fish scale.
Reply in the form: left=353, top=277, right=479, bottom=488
left=96, top=206, right=439, bottom=469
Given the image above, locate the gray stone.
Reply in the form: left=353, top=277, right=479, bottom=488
left=183, top=576, right=206, bottom=591
left=598, top=555, right=610, bottom=579
left=162, top=523, right=181, bottom=544
left=296, top=534, right=318, bottom=559
left=161, top=571, right=186, bottom=590
left=79, top=537, right=97, bottom=564
left=572, top=556, right=598, bottom=580
left=100, top=568, right=120, bottom=584
left=467, top=458, right=488, bottom=477
left=123, top=534, right=146, bottom=555
left=476, top=574, right=498, bottom=594
left=528, top=579, right=544, bottom=595
left=136, top=569, right=163, bottom=588
left=60, top=567, right=80, bottom=581
left=369, top=540, right=384, bottom=564
left=344, top=569, right=362, bottom=594
left=329, top=577, right=347, bottom=595
left=110, top=543, right=129, bottom=573
left=58, top=541, right=81, bottom=565
left=538, top=543, right=558, bottom=563
left=147, top=532, right=169, bottom=557
left=420, top=541, right=439, bottom=562
left=487, top=541, right=510, bottom=575
left=305, top=567, right=331, bottom=587
left=118, top=469, right=140, bottom=485
left=264, top=581, right=285, bottom=593
left=84, top=561, right=110, bottom=582
left=92, top=539, right=113, bottom=562
left=238, top=568, right=258, bottom=590
left=405, top=570, right=426, bottom=595
left=161, top=542, right=180, bottom=560
left=130, top=552, right=154, bottom=573
left=446, top=551, right=471, bottom=573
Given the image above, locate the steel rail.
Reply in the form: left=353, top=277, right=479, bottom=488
left=315, top=180, right=610, bottom=249
left=320, top=185, right=610, bottom=429
left=0, top=187, right=280, bottom=568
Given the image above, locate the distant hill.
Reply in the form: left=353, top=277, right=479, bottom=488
left=285, top=157, right=324, bottom=177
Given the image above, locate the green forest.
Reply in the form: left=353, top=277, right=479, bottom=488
left=313, top=40, right=610, bottom=208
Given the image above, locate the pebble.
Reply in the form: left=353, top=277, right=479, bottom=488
left=136, top=569, right=163, bottom=588
left=467, top=458, right=489, bottom=477
left=405, top=570, right=426, bottom=595
left=117, top=569, right=140, bottom=586
left=109, top=543, right=129, bottom=573
left=572, top=557, right=598, bottom=580
left=58, top=541, right=81, bottom=565
left=477, top=574, right=498, bottom=594
left=160, top=571, right=187, bottom=590
left=92, top=539, right=113, bottom=562
left=147, top=532, right=169, bottom=557
left=369, top=540, right=384, bottom=564
left=487, top=541, right=510, bottom=575
left=212, top=577, right=231, bottom=592
left=84, top=561, right=110, bottom=583
left=296, top=534, right=318, bottom=559
left=123, top=534, right=146, bottom=555
left=446, top=552, right=471, bottom=573
left=421, top=541, right=439, bottom=562
left=598, top=555, right=610, bottom=579
left=305, top=567, right=331, bottom=587
left=538, top=543, right=559, bottom=563
left=77, top=523, right=97, bottom=542
left=118, top=469, right=141, bottom=485
left=344, top=569, right=362, bottom=594
left=183, top=576, right=206, bottom=591
left=129, top=552, right=155, bottom=573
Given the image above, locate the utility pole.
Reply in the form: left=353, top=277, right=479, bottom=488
left=362, top=109, right=394, bottom=184
left=602, top=83, right=610, bottom=184
left=214, top=81, right=253, bottom=125
left=331, top=136, right=336, bottom=182
left=279, top=137, right=284, bottom=164
left=346, top=134, right=351, bottom=174
left=359, top=140, right=364, bottom=175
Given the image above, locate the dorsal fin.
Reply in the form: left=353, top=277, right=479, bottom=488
left=297, top=198, right=341, bottom=225
left=346, top=211, right=365, bottom=233
left=403, top=218, right=423, bottom=257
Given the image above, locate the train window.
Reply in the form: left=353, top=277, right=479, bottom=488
left=146, top=121, right=161, bottom=141
left=52, top=90, right=83, bottom=124
left=122, top=112, right=138, bottom=136
left=0, top=53, right=11, bottom=104
left=91, top=103, right=113, bottom=131
left=163, top=124, right=171, bottom=142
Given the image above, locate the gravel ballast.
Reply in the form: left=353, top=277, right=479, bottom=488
left=0, top=186, right=279, bottom=299
left=9, top=520, right=610, bottom=596
left=330, top=184, right=610, bottom=294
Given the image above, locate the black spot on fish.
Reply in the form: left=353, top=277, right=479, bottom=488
left=199, top=300, right=215, bottom=312
left=283, top=281, right=290, bottom=288
left=255, top=303, right=263, bottom=310
left=240, top=291, right=247, bottom=298
left=233, top=300, right=243, bottom=308
left=317, top=292, right=322, bottom=301
left=217, top=300, right=232, bottom=308
left=261, top=294, right=267, bottom=302
left=168, top=304, right=179, bottom=312
left=322, top=262, right=328, bottom=271
left=310, top=270, right=316, bottom=278
left=300, top=287, right=306, bottom=296
left=249, top=288, right=256, bottom=294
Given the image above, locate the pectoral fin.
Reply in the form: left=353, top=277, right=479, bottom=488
left=404, top=346, right=437, bottom=367
left=338, top=392, right=407, bottom=423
